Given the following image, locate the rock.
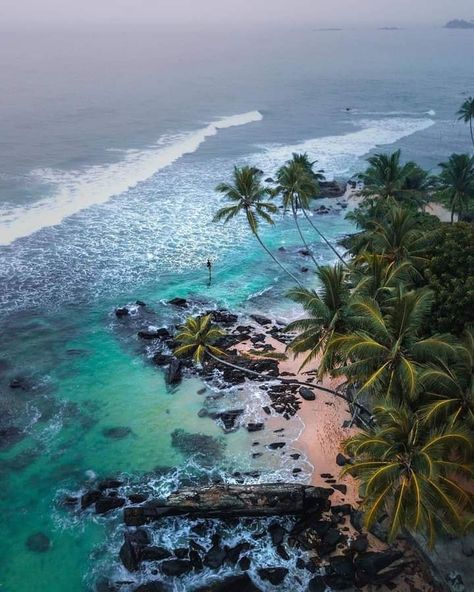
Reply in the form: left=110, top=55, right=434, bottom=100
left=350, top=508, right=364, bottom=532
left=208, top=310, right=238, bottom=325
left=331, top=504, right=351, bottom=516
left=247, top=423, right=264, bottom=432
left=262, top=406, right=271, bottom=415
left=327, top=555, right=355, bottom=586
left=197, top=408, right=208, bottom=418
left=134, top=583, right=167, bottom=592
left=301, top=267, right=309, bottom=273
left=128, top=493, right=148, bottom=504
left=9, top=377, right=30, bottom=390
left=160, top=559, right=193, bottom=576
left=350, top=535, right=368, bottom=554
left=336, top=453, right=347, bottom=466
left=141, top=546, right=172, bottom=561
left=258, top=567, right=288, bottom=586
left=174, top=547, right=189, bottom=559
left=269, top=523, right=286, bottom=545
left=197, top=388, right=207, bottom=394
left=276, top=544, right=290, bottom=561
left=226, top=542, right=251, bottom=564
left=189, top=548, right=203, bottom=570
left=250, top=314, right=272, bottom=326
left=299, top=387, right=315, bottom=401
left=332, top=484, right=347, bottom=495
left=355, top=551, right=403, bottom=579
left=461, top=534, right=474, bottom=557
left=218, top=409, right=244, bottom=432
left=319, top=180, right=345, bottom=198
left=203, top=545, right=226, bottom=569
left=0, top=426, right=24, bottom=450
left=239, top=555, right=251, bottom=571
left=268, top=442, right=285, bottom=449
left=138, top=328, right=170, bottom=340
left=290, top=453, right=300, bottom=459
left=152, top=353, right=172, bottom=366
left=126, top=529, right=150, bottom=546
left=98, top=479, right=123, bottom=491
left=308, top=576, right=326, bottom=592
left=194, top=574, right=261, bottom=592
left=26, top=532, right=51, bottom=553
left=299, top=249, right=311, bottom=256
left=95, top=496, right=126, bottom=514
left=115, top=307, right=129, bottom=317
left=102, top=426, right=132, bottom=439
left=168, top=298, right=188, bottom=308
left=165, top=359, right=182, bottom=385
left=81, top=489, right=102, bottom=510
left=120, top=538, right=140, bottom=571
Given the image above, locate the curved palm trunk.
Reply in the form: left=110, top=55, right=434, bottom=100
left=291, top=202, right=322, bottom=270
left=301, top=207, right=349, bottom=268
left=252, top=230, right=304, bottom=288
left=206, top=351, right=372, bottom=416
left=470, top=118, right=474, bottom=149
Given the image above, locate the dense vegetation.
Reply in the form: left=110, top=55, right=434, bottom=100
left=176, top=101, right=474, bottom=547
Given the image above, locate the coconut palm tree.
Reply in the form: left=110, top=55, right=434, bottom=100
left=328, top=288, right=457, bottom=402
left=457, top=96, right=474, bottom=148
left=289, top=153, right=349, bottom=267
left=343, top=405, right=473, bottom=545
left=214, top=165, right=303, bottom=287
left=420, top=327, right=474, bottom=429
left=275, top=160, right=322, bottom=269
left=359, top=150, right=415, bottom=202
left=285, top=264, right=351, bottom=375
left=437, top=154, right=474, bottom=223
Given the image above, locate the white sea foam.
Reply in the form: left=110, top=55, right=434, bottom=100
left=0, top=111, right=263, bottom=246
left=254, top=117, right=435, bottom=177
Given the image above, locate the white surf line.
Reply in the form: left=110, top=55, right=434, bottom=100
left=0, top=111, right=263, bottom=246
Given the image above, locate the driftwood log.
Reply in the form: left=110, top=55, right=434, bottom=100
left=124, top=484, right=332, bottom=526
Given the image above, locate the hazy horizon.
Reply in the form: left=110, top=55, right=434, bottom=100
left=1, top=0, right=473, bottom=28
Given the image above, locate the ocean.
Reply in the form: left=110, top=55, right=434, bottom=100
left=0, top=24, right=472, bottom=591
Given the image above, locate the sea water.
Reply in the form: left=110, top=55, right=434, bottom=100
left=0, top=24, right=472, bottom=591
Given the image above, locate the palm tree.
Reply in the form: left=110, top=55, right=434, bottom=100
left=359, top=150, right=415, bottom=202
left=457, top=97, right=474, bottom=148
left=214, top=166, right=303, bottom=287
left=438, top=154, right=474, bottom=223
left=285, top=264, right=351, bottom=375
left=328, top=288, right=457, bottom=402
left=275, top=160, right=322, bottom=269
left=342, top=405, right=473, bottom=545
left=289, top=153, right=349, bottom=267
left=420, top=326, right=474, bottom=429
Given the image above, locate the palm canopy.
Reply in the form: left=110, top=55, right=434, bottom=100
left=437, top=153, right=474, bottom=222
left=420, top=326, right=474, bottom=429
left=213, top=165, right=278, bottom=234
left=343, top=405, right=473, bottom=545
left=286, top=264, right=351, bottom=374
left=359, top=150, right=417, bottom=201
left=328, top=288, right=457, bottom=401
left=290, top=152, right=326, bottom=182
left=457, top=96, right=474, bottom=147
left=174, top=315, right=226, bottom=364
left=276, top=159, right=319, bottom=211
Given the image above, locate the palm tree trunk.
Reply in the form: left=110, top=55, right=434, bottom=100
left=206, top=351, right=372, bottom=416
left=252, top=231, right=304, bottom=288
left=301, top=207, right=349, bottom=268
left=291, top=202, right=322, bottom=270
left=470, top=118, right=474, bottom=149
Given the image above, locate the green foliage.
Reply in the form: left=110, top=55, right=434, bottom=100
left=174, top=315, right=226, bottom=364
left=422, top=222, right=474, bottom=335
left=343, top=405, right=473, bottom=545
left=437, top=154, right=474, bottom=222
left=457, top=97, right=474, bottom=147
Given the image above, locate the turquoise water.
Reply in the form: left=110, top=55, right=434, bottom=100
left=1, top=24, right=473, bottom=592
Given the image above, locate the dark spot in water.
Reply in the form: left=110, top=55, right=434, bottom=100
left=26, top=532, right=51, bottom=553
left=0, top=426, right=24, bottom=451
left=170, top=429, right=225, bottom=465
left=102, top=426, right=133, bottom=439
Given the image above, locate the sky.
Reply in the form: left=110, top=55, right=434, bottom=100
left=1, top=0, right=473, bottom=27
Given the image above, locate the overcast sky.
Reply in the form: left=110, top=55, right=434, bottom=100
left=2, top=0, right=473, bottom=27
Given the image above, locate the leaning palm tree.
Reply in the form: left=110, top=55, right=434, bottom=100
left=343, top=405, right=473, bottom=545
left=285, top=264, right=351, bottom=375
left=275, top=160, right=322, bottom=269
left=214, top=166, right=303, bottom=287
left=437, top=153, right=474, bottom=222
left=457, top=96, right=474, bottom=148
left=328, top=288, right=457, bottom=402
left=289, top=153, right=349, bottom=267
left=420, top=326, right=474, bottom=429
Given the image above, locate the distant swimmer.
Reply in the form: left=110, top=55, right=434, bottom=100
left=206, top=258, right=212, bottom=286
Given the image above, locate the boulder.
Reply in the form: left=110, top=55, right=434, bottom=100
left=95, top=497, right=126, bottom=514
left=128, top=493, right=148, bottom=504
left=350, top=535, right=368, bottom=554
left=119, top=538, right=140, bottom=571
left=81, top=489, right=102, bottom=510
left=336, top=453, right=348, bottom=466
left=355, top=551, right=403, bottom=579
left=102, top=426, right=132, bottom=440
left=276, top=544, right=290, bottom=560
left=168, top=298, right=188, bottom=308
left=138, top=328, right=170, bottom=340
left=134, top=583, right=167, bottom=592
left=250, top=314, right=272, bottom=326
left=0, top=426, right=24, bottom=450
left=247, top=423, right=264, bottom=432
left=239, top=555, right=251, bottom=571
left=203, top=544, right=226, bottom=569
left=299, top=387, right=315, bottom=401
left=189, top=548, right=203, bottom=570
left=194, top=574, right=261, bottom=592
left=115, top=307, right=129, bottom=317
left=268, top=442, right=285, bottom=449
left=165, top=359, right=182, bottom=385
left=269, top=523, right=286, bottom=545
left=258, top=567, right=288, bottom=585
left=160, top=559, right=193, bottom=576
left=308, top=576, right=326, bottom=592
left=141, top=546, right=172, bottom=561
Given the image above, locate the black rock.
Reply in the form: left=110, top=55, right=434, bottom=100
left=138, top=328, right=170, bottom=340
left=95, top=496, right=126, bottom=514
left=115, top=307, right=129, bottom=317
left=336, top=453, right=347, bottom=466
left=194, top=574, right=261, bottom=592
left=239, top=555, right=251, bottom=571
left=141, top=546, right=172, bottom=561
left=247, top=422, right=264, bottom=432
left=226, top=542, right=251, bottom=564
left=189, top=548, right=203, bottom=570
left=332, top=484, right=347, bottom=495
left=26, top=532, right=51, bottom=553
left=262, top=406, right=271, bottom=415
left=134, top=583, right=167, bottom=592
left=81, top=489, right=102, bottom=510
left=350, top=535, right=368, bottom=554
left=9, top=377, right=30, bottom=390
left=120, top=539, right=140, bottom=571
left=98, top=479, right=123, bottom=491
left=269, top=523, right=286, bottom=545
left=126, top=529, right=150, bottom=546
left=128, top=493, right=148, bottom=504
left=165, top=358, right=182, bottom=385
left=355, top=551, right=403, bottom=578
left=102, top=426, right=132, bottom=439
left=0, top=426, right=24, bottom=450
left=268, top=442, right=285, bottom=449
left=350, top=508, right=364, bottom=532
left=258, top=567, right=288, bottom=585
left=174, top=547, right=189, bottom=559
left=203, top=545, right=226, bottom=569
left=160, top=559, right=193, bottom=576
left=250, top=314, right=272, bottom=326
left=299, top=387, right=315, bottom=401
left=290, top=453, right=300, bottom=459
left=153, top=353, right=172, bottom=366
left=168, top=298, right=188, bottom=308
left=276, top=544, right=290, bottom=561
left=208, top=310, right=238, bottom=325
left=308, top=576, right=326, bottom=592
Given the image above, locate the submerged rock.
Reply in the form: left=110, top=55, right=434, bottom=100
left=258, top=567, right=288, bottom=585
left=168, top=298, right=188, bottom=308
left=165, top=359, right=182, bottom=385
left=26, top=532, right=51, bottom=553
left=0, top=426, right=24, bottom=450
left=95, top=496, right=125, bottom=514
left=102, top=426, right=132, bottom=440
